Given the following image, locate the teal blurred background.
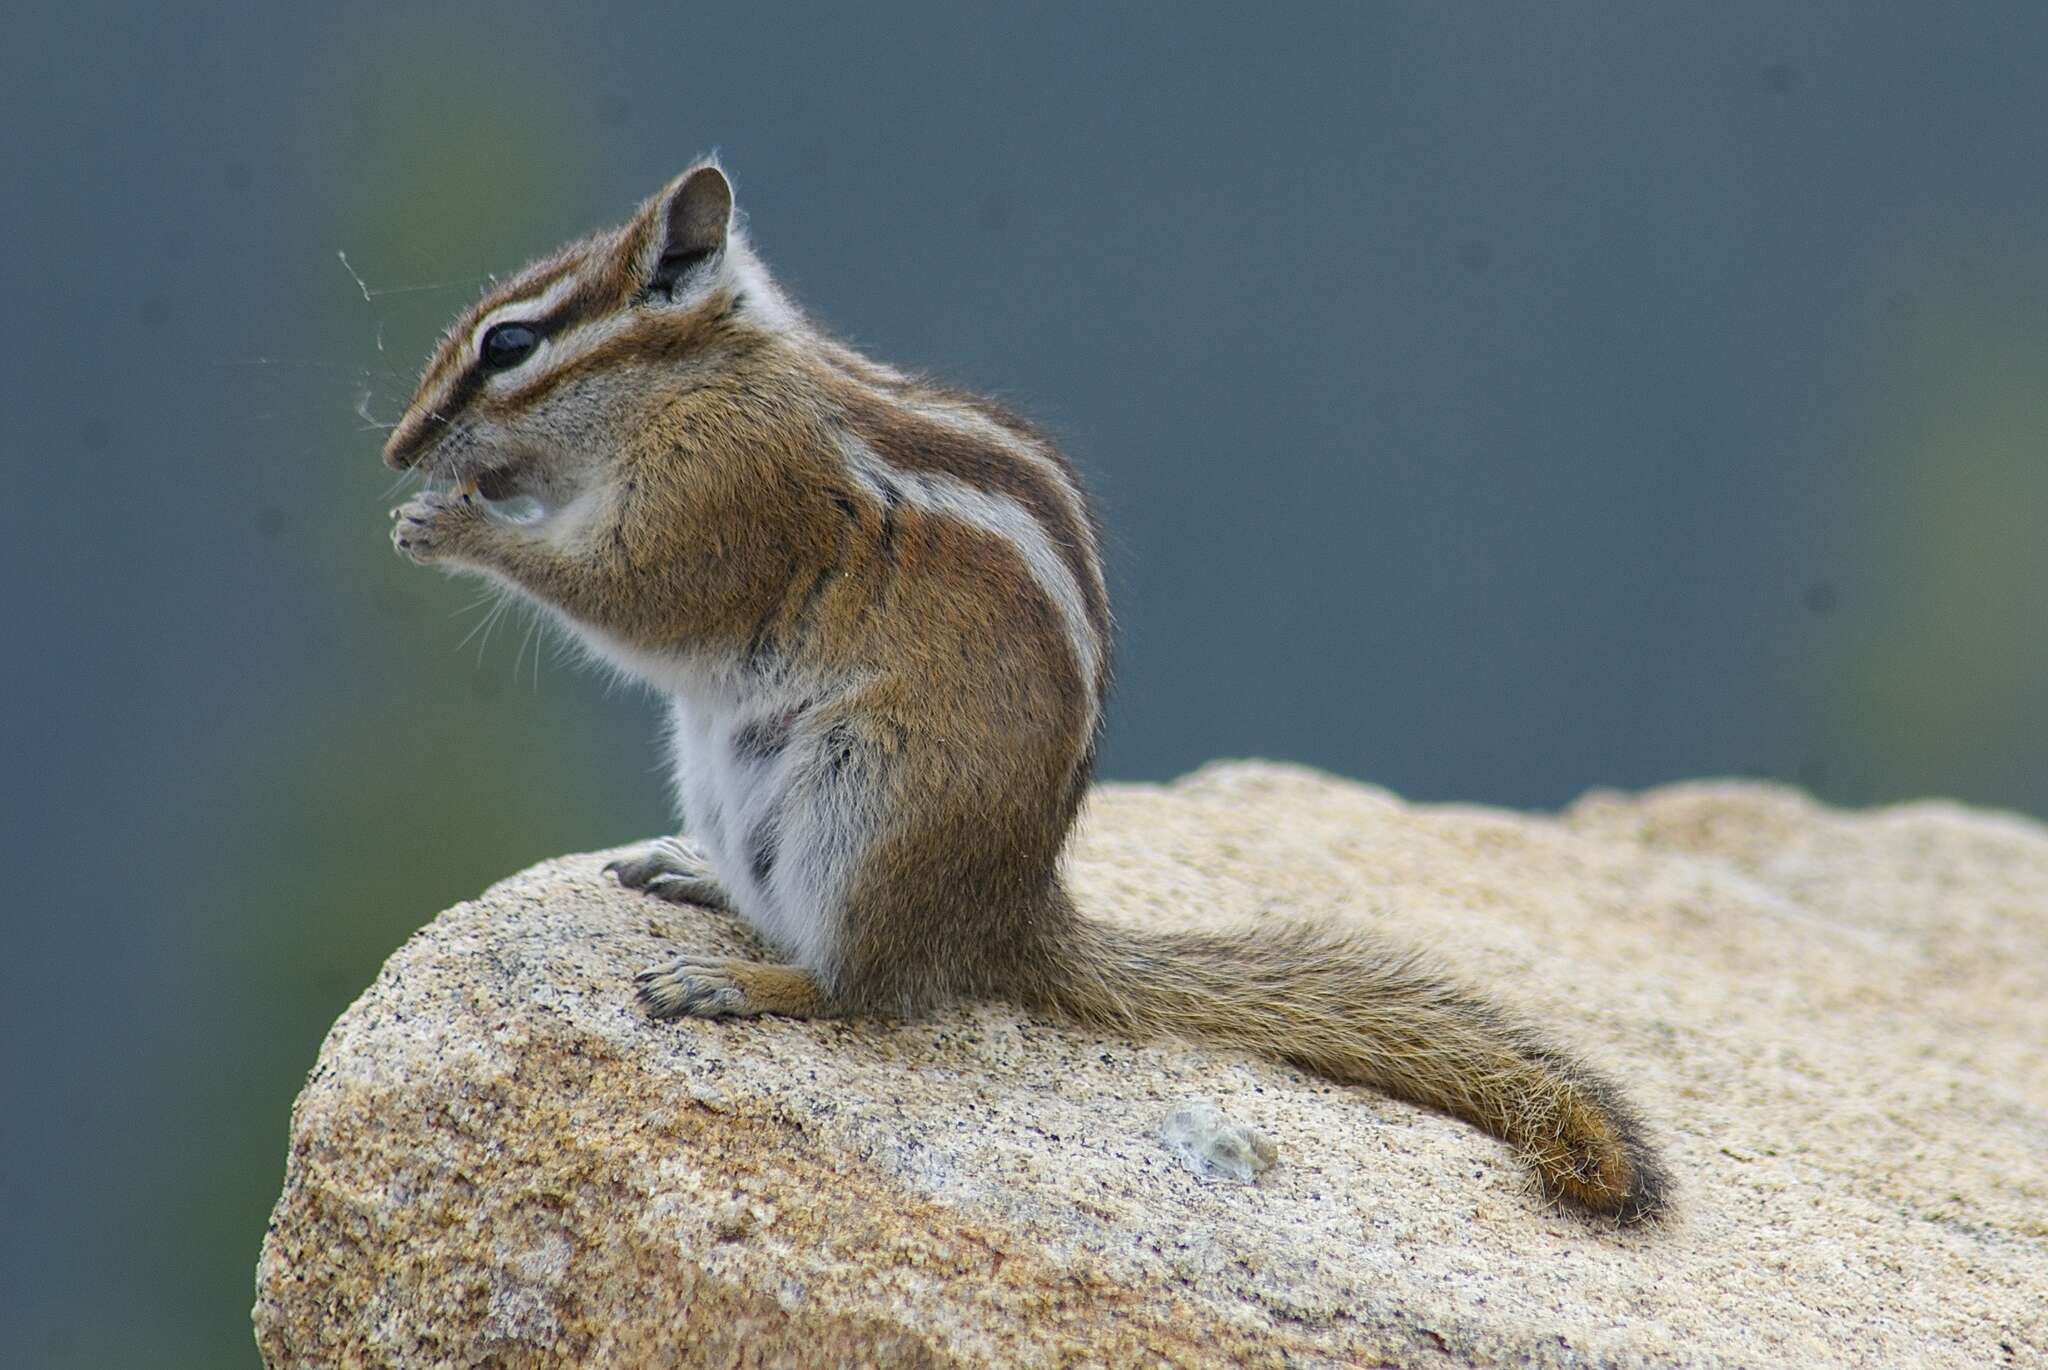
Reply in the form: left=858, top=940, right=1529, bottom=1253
left=5, top=3, right=2045, bottom=1364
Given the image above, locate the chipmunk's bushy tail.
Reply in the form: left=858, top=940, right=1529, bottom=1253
left=1029, top=915, right=1669, bottom=1222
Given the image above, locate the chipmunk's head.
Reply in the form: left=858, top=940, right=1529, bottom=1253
left=383, top=159, right=793, bottom=514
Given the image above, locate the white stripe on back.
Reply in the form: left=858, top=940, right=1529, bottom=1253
left=893, top=397, right=1104, bottom=605
left=839, top=434, right=1103, bottom=737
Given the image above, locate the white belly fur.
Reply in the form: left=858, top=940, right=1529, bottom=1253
left=561, top=618, right=862, bottom=976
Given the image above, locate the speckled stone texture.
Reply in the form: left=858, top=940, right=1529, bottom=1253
left=254, top=763, right=2048, bottom=1368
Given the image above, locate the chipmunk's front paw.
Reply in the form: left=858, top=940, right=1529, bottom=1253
left=391, top=490, right=484, bottom=565
left=606, top=837, right=734, bottom=911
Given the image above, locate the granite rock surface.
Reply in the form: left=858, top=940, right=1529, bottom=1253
left=254, top=763, right=2048, bottom=1367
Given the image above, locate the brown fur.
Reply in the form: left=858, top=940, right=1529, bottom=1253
left=385, top=160, right=1671, bottom=1224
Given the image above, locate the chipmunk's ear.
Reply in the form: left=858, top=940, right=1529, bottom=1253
left=642, top=163, right=733, bottom=298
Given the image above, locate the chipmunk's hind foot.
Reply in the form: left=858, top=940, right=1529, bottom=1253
left=606, top=837, right=733, bottom=911
left=634, top=956, right=825, bottom=1020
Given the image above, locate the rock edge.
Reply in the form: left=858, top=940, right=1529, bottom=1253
left=255, top=763, right=2048, bottom=1368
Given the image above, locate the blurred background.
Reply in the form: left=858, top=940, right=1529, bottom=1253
left=4, top=3, right=2045, bottom=1364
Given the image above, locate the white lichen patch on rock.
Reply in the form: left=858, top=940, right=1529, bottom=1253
left=1160, top=1098, right=1278, bottom=1182
left=254, top=762, right=2048, bottom=1368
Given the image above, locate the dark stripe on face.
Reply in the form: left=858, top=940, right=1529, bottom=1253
left=423, top=256, right=587, bottom=388
left=383, top=362, right=488, bottom=469
left=401, top=289, right=604, bottom=463
left=387, top=261, right=612, bottom=471
left=834, top=390, right=1110, bottom=642
left=491, top=303, right=743, bottom=424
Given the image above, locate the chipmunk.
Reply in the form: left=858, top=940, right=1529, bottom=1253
left=384, top=158, right=1669, bottom=1222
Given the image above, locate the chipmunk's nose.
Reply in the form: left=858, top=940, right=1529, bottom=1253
left=382, top=413, right=428, bottom=471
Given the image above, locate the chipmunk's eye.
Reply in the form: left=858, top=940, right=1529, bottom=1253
left=481, top=322, right=539, bottom=371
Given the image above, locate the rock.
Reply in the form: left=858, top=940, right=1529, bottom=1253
left=254, top=762, right=2048, bottom=1368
